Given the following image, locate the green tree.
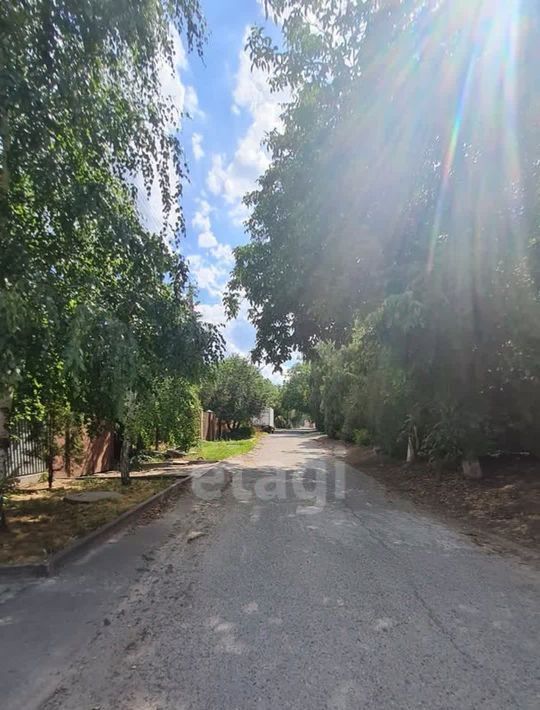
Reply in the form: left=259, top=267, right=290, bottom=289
left=0, top=1, right=222, bottom=501
left=202, top=356, right=273, bottom=432
left=280, top=362, right=311, bottom=425
left=227, top=0, right=540, bottom=467
left=140, top=377, right=201, bottom=453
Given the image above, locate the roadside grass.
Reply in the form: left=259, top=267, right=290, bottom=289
left=0, top=477, right=173, bottom=566
left=194, top=435, right=261, bottom=461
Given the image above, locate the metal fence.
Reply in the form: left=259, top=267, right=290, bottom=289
left=6, top=419, right=47, bottom=478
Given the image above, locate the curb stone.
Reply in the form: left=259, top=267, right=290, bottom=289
left=0, top=474, right=197, bottom=580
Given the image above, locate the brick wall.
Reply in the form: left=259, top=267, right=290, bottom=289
left=53, top=428, right=116, bottom=476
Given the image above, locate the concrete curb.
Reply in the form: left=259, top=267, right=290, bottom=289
left=0, top=474, right=195, bottom=581
left=133, top=459, right=218, bottom=472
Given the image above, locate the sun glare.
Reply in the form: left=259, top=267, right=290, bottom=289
left=427, top=0, right=524, bottom=271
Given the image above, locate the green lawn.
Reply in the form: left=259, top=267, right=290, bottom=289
left=195, top=436, right=260, bottom=461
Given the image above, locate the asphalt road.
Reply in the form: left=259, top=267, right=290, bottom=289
left=1, top=430, right=539, bottom=709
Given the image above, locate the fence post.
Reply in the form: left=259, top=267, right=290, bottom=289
left=0, top=392, right=11, bottom=483
left=65, top=417, right=72, bottom=478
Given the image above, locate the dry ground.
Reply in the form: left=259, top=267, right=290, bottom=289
left=324, top=439, right=540, bottom=553
left=0, top=477, right=174, bottom=565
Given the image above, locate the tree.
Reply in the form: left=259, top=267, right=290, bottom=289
left=62, top=280, right=222, bottom=483
left=202, top=356, right=273, bottom=432
left=140, top=377, right=201, bottom=453
left=0, top=1, right=222, bottom=503
left=227, top=0, right=540, bottom=466
left=280, top=362, right=311, bottom=425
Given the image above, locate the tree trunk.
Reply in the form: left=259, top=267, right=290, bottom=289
left=155, top=427, right=159, bottom=452
left=0, top=392, right=11, bottom=484
left=406, top=425, right=418, bottom=464
left=0, top=107, right=11, bottom=195
left=120, top=432, right=131, bottom=486
left=0, top=494, right=6, bottom=530
left=64, top=419, right=72, bottom=478
left=462, top=457, right=483, bottom=480
left=47, top=413, right=55, bottom=490
left=406, top=435, right=416, bottom=463
left=0, top=391, right=12, bottom=530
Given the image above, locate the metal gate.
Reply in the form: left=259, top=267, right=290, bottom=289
left=6, top=420, right=47, bottom=478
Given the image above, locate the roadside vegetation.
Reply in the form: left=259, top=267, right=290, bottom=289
left=0, top=0, right=223, bottom=528
left=276, top=363, right=311, bottom=428
left=0, top=477, right=173, bottom=565
left=227, top=1, right=540, bottom=481
left=201, top=356, right=278, bottom=433
left=195, top=435, right=260, bottom=462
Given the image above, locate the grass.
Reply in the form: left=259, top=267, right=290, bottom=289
left=0, top=477, right=173, bottom=566
left=194, top=435, right=260, bottom=461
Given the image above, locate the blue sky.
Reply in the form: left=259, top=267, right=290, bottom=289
left=138, top=0, right=292, bottom=382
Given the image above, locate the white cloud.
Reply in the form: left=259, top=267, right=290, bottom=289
left=187, top=254, right=229, bottom=298
left=212, top=242, right=234, bottom=265
left=195, top=289, right=296, bottom=382
left=260, top=351, right=302, bottom=385
left=170, top=26, right=188, bottom=71
left=259, top=363, right=284, bottom=385
left=197, top=301, right=228, bottom=326
left=198, top=230, right=218, bottom=248
left=206, top=27, right=290, bottom=225
left=191, top=197, right=235, bottom=265
left=206, top=154, right=227, bottom=195
left=191, top=198, right=212, bottom=231
left=160, top=31, right=187, bottom=118
left=185, top=85, right=205, bottom=119
left=192, top=132, right=205, bottom=160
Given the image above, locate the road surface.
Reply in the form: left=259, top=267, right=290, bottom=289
left=1, top=430, right=539, bottom=709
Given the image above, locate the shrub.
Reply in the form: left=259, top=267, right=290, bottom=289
left=222, top=425, right=255, bottom=441
left=420, top=403, right=492, bottom=464
left=353, top=428, right=372, bottom=446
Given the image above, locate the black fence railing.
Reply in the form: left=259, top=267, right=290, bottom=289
left=6, top=419, right=48, bottom=478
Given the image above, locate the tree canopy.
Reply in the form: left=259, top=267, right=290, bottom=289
left=0, top=0, right=222, bottom=486
left=202, top=356, right=274, bottom=431
left=227, top=0, right=540, bottom=464
left=279, top=362, right=311, bottom=425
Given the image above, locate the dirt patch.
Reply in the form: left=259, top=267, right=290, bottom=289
left=323, top=438, right=540, bottom=553
left=0, top=477, right=174, bottom=565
